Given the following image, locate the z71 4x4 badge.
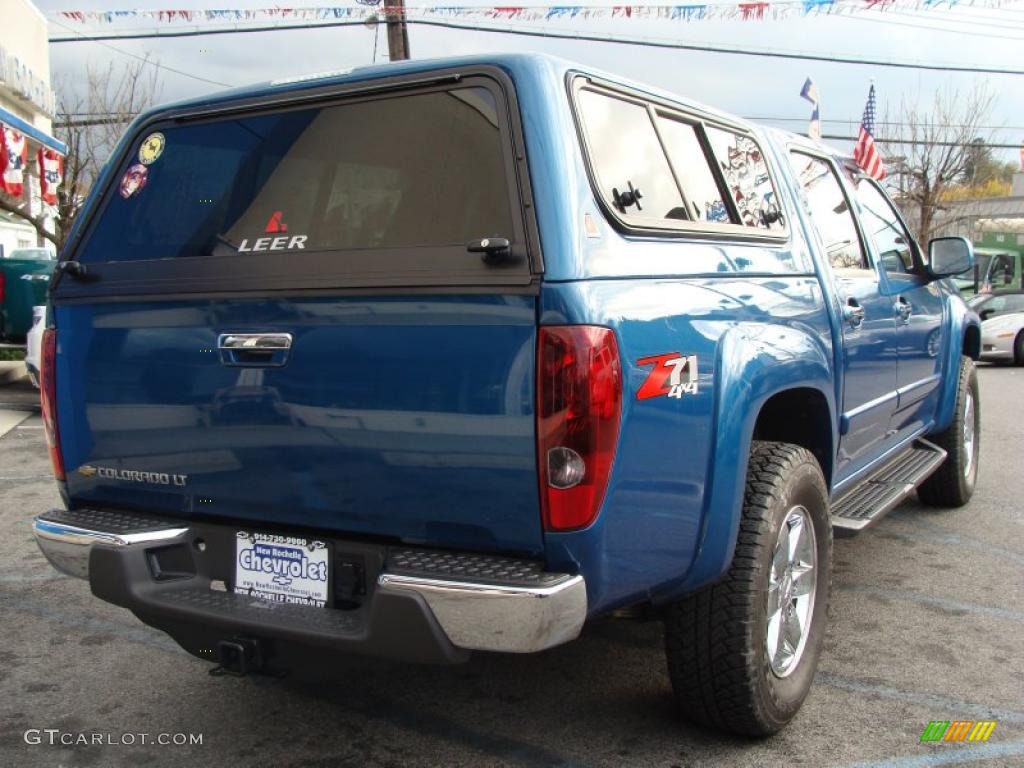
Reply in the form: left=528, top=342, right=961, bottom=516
left=636, top=353, right=699, bottom=400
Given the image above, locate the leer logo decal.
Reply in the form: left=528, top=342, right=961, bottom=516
left=636, top=353, right=699, bottom=400
left=237, top=210, right=307, bottom=252
left=264, top=211, right=288, bottom=234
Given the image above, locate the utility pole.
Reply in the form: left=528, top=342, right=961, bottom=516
left=385, top=0, right=410, bottom=61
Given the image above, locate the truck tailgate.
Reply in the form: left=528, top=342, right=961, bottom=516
left=55, top=295, right=543, bottom=556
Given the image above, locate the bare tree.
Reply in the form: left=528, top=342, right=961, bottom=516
left=52, top=56, right=162, bottom=247
left=881, top=84, right=997, bottom=245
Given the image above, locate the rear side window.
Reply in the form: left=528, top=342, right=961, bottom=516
left=657, top=117, right=727, bottom=223
left=575, top=89, right=684, bottom=221
left=574, top=83, right=786, bottom=237
left=77, top=86, right=514, bottom=263
left=705, top=126, right=783, bottom=232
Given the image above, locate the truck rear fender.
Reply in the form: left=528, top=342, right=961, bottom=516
left=658, top=323, right=836, bottom=600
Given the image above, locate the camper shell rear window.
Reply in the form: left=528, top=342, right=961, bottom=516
left=59, top=72, right=537, bottom=298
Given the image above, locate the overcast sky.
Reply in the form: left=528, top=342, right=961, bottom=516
left=34, top=0, right=1024, bottom=164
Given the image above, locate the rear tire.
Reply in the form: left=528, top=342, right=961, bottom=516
left=917, top=355, right=979, bottom=508
left=663, top=441, right=831, bottom=736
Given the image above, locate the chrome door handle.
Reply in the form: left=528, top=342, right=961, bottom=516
left=217, top=333, right=292, bottom=367
left=894, top=298, right=912, bottom=323
left=842, top=301, right=865, bottom=329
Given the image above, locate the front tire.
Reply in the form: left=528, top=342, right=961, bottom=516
left=1014, top=332, right=1024, bottom=366
left=917, top=355, right=980, bottom=507
left=663, top=441, right=832, bottom=736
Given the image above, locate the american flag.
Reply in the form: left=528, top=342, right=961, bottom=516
left=853, top=85, right=886, bottom=180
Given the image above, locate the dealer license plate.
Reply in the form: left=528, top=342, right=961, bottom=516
left=234, top=531, right=330, bottom=607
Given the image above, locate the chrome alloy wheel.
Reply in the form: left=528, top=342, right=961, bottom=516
left=765, top=505, right=817, bottom=678
left=962, top=390, right=976, bottom=480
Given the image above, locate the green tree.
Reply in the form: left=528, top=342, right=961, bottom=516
left=961, top=138, right=1016, bottom=188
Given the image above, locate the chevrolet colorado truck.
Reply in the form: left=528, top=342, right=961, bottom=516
left=32, top=55, right=981, bottom=736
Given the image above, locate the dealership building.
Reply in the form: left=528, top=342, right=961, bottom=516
left=0, top=0, right=66, bottom=256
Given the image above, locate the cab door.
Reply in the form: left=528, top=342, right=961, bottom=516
left=788, top=152, right=899, bottom=478
left=850, top=179, right=945, bottom=439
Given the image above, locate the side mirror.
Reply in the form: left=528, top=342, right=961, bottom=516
left=927, top=236, right=973, bottom=279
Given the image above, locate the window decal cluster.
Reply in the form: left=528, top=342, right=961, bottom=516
left=708, top=128, right=783, bottom=231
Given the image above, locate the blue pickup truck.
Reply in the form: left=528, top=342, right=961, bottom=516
left=33, top=54, right=981, bottom=736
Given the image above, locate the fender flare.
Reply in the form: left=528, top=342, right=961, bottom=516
left=658, top=323, right=837, bottom=600
left=934, top=298, right=980, bottom=434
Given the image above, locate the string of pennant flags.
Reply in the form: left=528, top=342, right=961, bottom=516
left=52, top=1, right=1020, bottom=27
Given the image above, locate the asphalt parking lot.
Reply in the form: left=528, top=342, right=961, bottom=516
left=0, top=366, right=1021, bottom=768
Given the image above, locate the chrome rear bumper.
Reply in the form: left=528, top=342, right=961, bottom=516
left=32, top=514, right=189, bottom=580
left=378, top=572, right=586, bottom=653
left=32, top=509, right=586, bottom=655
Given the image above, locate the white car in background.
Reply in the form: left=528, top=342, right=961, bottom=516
left=980, top=311, right=1024, bottom=365
left=24, top=305, right=45, bottom=388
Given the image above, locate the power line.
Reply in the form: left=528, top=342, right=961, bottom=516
left=48, top=17, right=1024, bottom=76
left=49, top=17, right=234, bottom=88
left=891, top=7, right=1024, bottom=30
left=846, top=10, right=1024, bottom=41
left=54, top=117, right=132, bottom=128
left=750, top=116, right=1024, bottom=132
left=881, top=7, right=1024, bottom=31
left=821, top=134, right=1022, bottom=149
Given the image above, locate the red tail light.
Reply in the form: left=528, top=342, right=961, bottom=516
left=0, top=272, right=6, bottom=304
left=40, top=328, right=65, bottom=481
left=537, top=326, right=622, bottom=531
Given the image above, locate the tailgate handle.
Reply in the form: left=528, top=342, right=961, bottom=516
left=217, top=333, right=292, bottom=367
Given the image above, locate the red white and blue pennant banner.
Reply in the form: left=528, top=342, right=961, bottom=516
left=53, top=2, right=1020, bottom=26
left=0, top=124, right=64, bottom=204
left=1, top=125, right=29, bottom=199
left=38, top=149, right=64, bottom=206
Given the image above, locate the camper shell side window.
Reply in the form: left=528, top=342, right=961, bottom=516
left=570, top=76, right=788, bottom=242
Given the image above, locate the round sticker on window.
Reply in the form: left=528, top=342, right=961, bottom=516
left=138, top=132, right=165, bottom=165
left=119, top=163, right=149, bottom=199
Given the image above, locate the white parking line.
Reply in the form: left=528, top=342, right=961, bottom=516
left=0, top=410, right=29, bottom=438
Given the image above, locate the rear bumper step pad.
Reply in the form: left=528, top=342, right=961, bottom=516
left=831, top=439, right=947, bottom=535
left=32, top=508, right=586, bottom=662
